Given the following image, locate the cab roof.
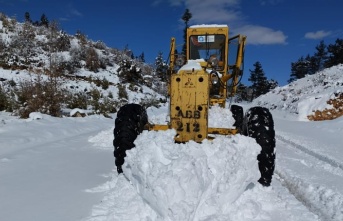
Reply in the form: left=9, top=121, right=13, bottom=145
left=189, top=24, right=228, bottom=28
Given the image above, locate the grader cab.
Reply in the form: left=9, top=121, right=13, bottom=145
left=113, top=25, right=276, bottom=187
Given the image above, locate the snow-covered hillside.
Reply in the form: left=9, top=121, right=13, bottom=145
left=0, top=13, right=165, bottom=118
left=1, top=65, right=343, bottom=221
left=253, top=64, right=343, bottom=121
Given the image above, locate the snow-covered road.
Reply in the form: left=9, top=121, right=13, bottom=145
left=0, top=114, right=114, bottom=221
left=0, top=107, right=342, bottom=221
left=273, top=114, right=343, bottom=221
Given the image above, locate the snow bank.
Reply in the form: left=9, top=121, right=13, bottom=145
left=146, top=103, right=235, bottom=128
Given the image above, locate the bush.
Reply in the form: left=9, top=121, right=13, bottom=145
left=85, top=47, right=101, bottom=72
left=65, top=91, right=88, bottom=109
left=117, top=59, right=143, bottom=83
left=16, top=75, right=65, bottom=118
left=101, top=77, right=109, bottom=90
left=140, top=95, right=161, bottom=109
left=117, top=84, right=128, bottom=101
left=98, top=97, right=117, bottom=114
left=54, top=31, right=71, bottom=52
left=0, top=85, right=8, bottom=111
left=89, top=87, right=102, bottom=112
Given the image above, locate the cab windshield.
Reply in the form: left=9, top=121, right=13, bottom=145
left=189, top=34, right=226, bottom=68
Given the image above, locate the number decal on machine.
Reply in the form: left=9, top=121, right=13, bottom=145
left=177, top=110, right=201, bottom=119
left=176, top=121, right=200, bottom=132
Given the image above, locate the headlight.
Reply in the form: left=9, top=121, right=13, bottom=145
left=210, top=71, right=219, bottom=85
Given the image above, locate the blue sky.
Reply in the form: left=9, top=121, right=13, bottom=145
left=1, top=0, right=342, bottom=86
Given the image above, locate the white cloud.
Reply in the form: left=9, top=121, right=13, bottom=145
left=166, top=0, right=287, bottom=45
left=304, top=30, right=332, bottom=40
left=66, top=3, right=83, bottom=17
left=185, top=0, right=240, bottom=22
left=259, top=0, right=283, bottom=6
left=70, top=9, right=82, bottom=17
left=234, top=25, right=287, bottom=45
left=168, top=0, right=183, bottom=6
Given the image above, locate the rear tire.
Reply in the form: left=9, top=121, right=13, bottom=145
left=242, top=106, right=275, bottom=187
left=113, top=104, right=148, bottom=174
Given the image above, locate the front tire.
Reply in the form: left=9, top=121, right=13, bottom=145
left=243, top=106, right=276, bottom=187
left=113, top=104, right=148, bottom=173
left=230, top=104, right=244, bottom=133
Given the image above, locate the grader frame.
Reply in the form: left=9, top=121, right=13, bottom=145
left=146, top=25, right=247, bottom=143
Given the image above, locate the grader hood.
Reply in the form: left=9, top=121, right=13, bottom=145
left=170, top=61, right=209, bottom=143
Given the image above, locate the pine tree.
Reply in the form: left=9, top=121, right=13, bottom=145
left=267, top=79, right=278, bottom=91
left=138, top=52, right=145, bottom=62
left=24, top=12, right=32, bottom=23
left=289, top=56, right=311, bottom=83
left=288, top=41, right=328, bottom=83
left=40, top=13, right=49, bottom=28
left=181, top=9, right=192, bottom=56
left=306, top=54, right=317, bottom=76
left=235, top=83, right=248, bottom=102
left=155, top=51, right=167, bottom=81
left=248, top=61, right=268, bottom=99
left=325, top=38, right=343, bottom=68
left=313, top=40, right=327, bottom=71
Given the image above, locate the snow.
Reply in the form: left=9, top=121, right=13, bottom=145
left=253, top=64, right=343, bottom=121
left=70, top=108, right=89, bottom=117
left=1, top=62, right=343, bottom=220
left=190, top=24, right=228, bottom=28
left=179, top=60, right=204, bottom=72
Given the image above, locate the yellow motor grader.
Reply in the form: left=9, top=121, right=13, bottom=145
left=113, top=25, right=276, bottom=187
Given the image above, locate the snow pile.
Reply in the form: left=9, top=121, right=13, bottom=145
left=253, top=64, right=343, bottom=121
left=146, top=103, right=235, bottom=128
left=179, top=60, right=204, bottom=71
left=123, top=130, right=259, bottom=220
left=28, top=112, right=43, bottom=120
left=99, top=105, right=260, bottom=220
left=208, top=104, right=235, bottom=127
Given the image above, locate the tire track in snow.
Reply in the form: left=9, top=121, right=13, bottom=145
left=275, top=136, right=343, bottom=220
left=275, top=171, right=343, bottom=221
left=276, top=134, right=343, bottom=171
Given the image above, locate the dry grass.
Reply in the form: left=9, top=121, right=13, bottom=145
left=308, top=92, right=343, bottom=121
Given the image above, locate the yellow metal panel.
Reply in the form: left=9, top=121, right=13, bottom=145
left=210, top=98, right=226, bottom=108
left=208, top=127, right=237, bottom=135
left=170, top=69, right=209, bottom=143
left=146, top=124, right=170, bottom=131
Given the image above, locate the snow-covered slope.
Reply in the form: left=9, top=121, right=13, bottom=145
left=0, top=14, right=165, bottom=118
left=253, top=64, right=343, bottom=121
